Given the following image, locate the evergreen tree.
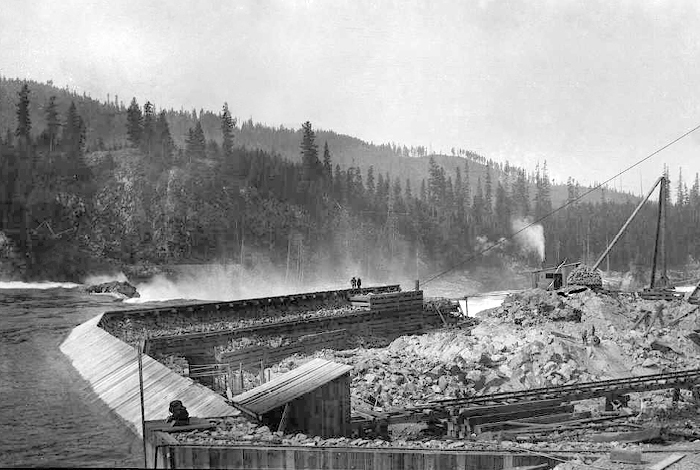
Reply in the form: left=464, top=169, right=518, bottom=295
left=185, top=121, right=206, bottom=161
left=221, top=102, right=236, bottom=158
left=463, top=161, right=471, bottom=210
left=514, top=168, right=530, bottom=216
left=690, top=173, right=700, bottom=208
left=473, top=177, right=485, bottom=227
left=45, top=95, right=60, bottom=152
left=366, top=165, right=375, bottom=199
left=142, top=101, right=155, bottom=155
left=676, top=167, right=685, bottom=207
left=322, top=141, right=332, bottom=182
left=494, top=181, right=510, bottom=234
left=15, top=83, right=31, bottom=145
left=300, top=121, right=319, bottom=181
left=155, top=110, right=174, bottom=167
left=484, top=163, right=493, bottom=214
left=126, top=97, right=143, bottom=146
left=566, top=176, right=576, bottom=204
left=454, top=166, right=463, bottom=215
left=62, top=102, right=86, bottom=156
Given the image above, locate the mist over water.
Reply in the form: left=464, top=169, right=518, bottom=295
left=126, top=264, right=348, bottom=303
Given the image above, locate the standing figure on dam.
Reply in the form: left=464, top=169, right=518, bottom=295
left=167, top=400, right=190, bottom=427
left=351, top=277, right=357, bottom=289
left=357, top=277, right=362, bottom=290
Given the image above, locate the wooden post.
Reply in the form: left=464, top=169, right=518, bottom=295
left=278, top=403, right=290, bottom=433
left=260, top=359, right=265, bottom=384
left=226, top=364, right=233, bottom=400
left=137, top=341, right=147, bottom=469
left=239, top=363, right=244, bottom=391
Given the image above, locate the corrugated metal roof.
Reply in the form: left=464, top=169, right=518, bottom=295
left=232, top=358, right=353, bottom=417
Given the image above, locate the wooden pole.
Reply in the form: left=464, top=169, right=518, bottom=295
left=593, top=177, right=662, bottom=270
left=137, top=341, right=147, bottom=469
left=651, top=179, right=663, bottom=288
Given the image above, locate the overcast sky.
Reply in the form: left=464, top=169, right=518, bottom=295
left=2, top=0, right=700, bottom=196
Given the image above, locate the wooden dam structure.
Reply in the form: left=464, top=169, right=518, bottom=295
left=62, top=284, right=571, bottom=469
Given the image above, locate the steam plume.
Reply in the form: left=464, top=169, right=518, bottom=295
left=511, top=217, right=545, bottom=261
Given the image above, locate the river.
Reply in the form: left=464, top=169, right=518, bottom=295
left=0, top=283, right=142, bottom=468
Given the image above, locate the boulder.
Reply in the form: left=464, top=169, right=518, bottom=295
left=85, top=280, right=140, bottom=298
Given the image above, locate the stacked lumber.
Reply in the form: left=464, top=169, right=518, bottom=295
left=566, top=265, right=603, bottom=288
left=639, top=288, right=684, bottom=301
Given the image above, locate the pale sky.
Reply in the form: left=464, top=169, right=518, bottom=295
left=2, top=0, right=700, bottom=196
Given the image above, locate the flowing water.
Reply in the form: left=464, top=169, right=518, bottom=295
left=0, top=284, right=142, bottom=468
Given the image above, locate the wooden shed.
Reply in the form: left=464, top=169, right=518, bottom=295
left=231, top=358, right=353, bottom=438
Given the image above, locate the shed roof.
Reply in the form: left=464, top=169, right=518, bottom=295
left=231, top=358, right=353, bottom=417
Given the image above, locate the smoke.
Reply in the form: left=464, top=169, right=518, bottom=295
left=511, top=217, right=545, bottom=262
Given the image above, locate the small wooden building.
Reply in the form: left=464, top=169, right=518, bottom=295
left=530, top=262, right=581, bottom=290
left=231, top=358, right=353, bottom=438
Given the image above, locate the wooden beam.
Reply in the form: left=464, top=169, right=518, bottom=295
left=466, top=405, right=574, bottom=427
left=649, top=454, right=686, bottom=470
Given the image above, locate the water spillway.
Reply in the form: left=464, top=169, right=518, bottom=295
left=59, top=313, right=236, bottom=437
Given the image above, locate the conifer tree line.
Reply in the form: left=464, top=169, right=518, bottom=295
left=2, top=81, right=700, bottom=282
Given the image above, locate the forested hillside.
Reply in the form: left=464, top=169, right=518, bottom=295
left=0, top=77, right=633, bottom=208
left=1, top=79, right=699, bottom=283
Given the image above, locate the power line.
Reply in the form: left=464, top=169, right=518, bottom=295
left=422, top=122, right=700, bottom=286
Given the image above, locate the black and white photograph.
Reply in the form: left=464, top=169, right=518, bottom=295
left=2, top=1, right=700, bottom=468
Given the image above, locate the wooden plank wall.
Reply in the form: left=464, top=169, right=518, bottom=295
left=145, top=435, right=561, bottom=470
left=60, top=313, right=237, bottom=437
left=149, top=297, right=426, bottom=358
left=215, top=330, right=349, bottom=372
left=100, top=285, right=401, bottom=334
left=283, top=373, right=352, bottom=438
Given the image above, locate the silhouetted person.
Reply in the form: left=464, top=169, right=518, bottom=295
left=167, top=400, right=190, bottom=427
left=351, top=277, right=357, bottom=289
left=357, top=277, right=362, bottom=289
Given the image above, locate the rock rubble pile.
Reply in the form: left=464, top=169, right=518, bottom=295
left=566, top=265, right=603, bottom=288
left=112, top=305, right=364, bottom=344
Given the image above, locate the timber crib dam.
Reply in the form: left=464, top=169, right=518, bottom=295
left=61, top=285, right=569, bottom=468
left=59, top=285, right=409, bottom=437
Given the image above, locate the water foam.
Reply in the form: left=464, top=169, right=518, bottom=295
left=0, top=281, right=81, bottom=290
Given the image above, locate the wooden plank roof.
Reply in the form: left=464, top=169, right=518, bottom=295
left=232, top=358, right=353, bottom=417
left=60, top=314, right=237, bottom=437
